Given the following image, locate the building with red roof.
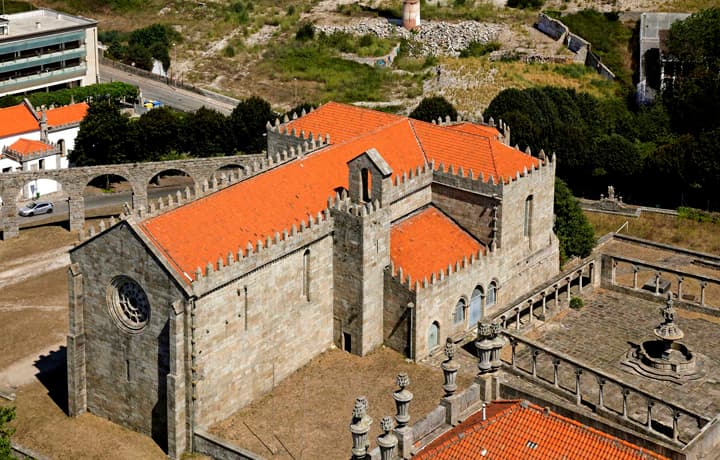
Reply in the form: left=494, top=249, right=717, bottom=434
left=0, top=99, right=88, bottom=199
left=67, top=102, right=559, bottom=458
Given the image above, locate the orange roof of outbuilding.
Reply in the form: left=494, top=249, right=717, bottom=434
left=414, top=400, right=669, bottom=460
left=6, top=138, right=54, bottom=157
left=0, top=103, right=38, bottom=138
left=140, top=102, right=539, bottom=282
left=44, top=102, right=88, bottom=127
left=390, top=207, right=484, bottom=283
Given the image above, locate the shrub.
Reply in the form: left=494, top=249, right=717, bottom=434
left=409, top=96, right=458, bottom=123
left=459, top=40, right=500, bottom=58
left=570, top=297, right=584, bottom=309
left=296, top=22, right=315, bottom=41
left=506, top=0, right=544, bottom=9
left=223, top=45, right=236, bottom=57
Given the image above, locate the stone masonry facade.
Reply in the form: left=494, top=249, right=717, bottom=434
left=67, top=103, right=559, bottom=458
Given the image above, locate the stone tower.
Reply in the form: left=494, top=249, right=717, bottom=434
left=403, top=0, right=420, bottom=30
left=332, top=149, right=392, bottom=356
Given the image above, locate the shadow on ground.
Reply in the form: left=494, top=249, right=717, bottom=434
left=34, top=346, right=68, bottom=415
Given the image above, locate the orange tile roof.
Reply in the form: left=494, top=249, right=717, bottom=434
left=140, top=119, right=426, bottom=280
left=43, top=102, right=88, bottom=128
left=6, top=138, right=54, bottom=157
left=285, top=101, right=404, bottom=144
left=140, top=102, right=539, bottom=283
left=411, top=120, right=539, bottom=184
left=390, top=207, right=483, bottom=283
left=415, top=400, right=669, bottom=460
left=447, top=121, right=501, bottom=138
left=0, top=103, right=38, bottom=138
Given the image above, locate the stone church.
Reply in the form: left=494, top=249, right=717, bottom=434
left=66, top=102, right=559, bottom=457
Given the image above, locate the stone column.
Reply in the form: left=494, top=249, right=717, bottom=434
left=700, top=281, right=708, bottom=306
left=350, top=396, right=372, bottom=460
left=541, top=293, right=547, bottom=318
left=611, top=259, right=617, bottom=285
left=554, top=285, right=559, bottom=308
left=377, top=417, right=398, bottom=460
left=646, top=400, right=655, bottom=430
left=574, top=368, right=583, bottom=405
left=655, top=271, right=662, bottom=295
left=596, top=377, right=606, bottom=410
left=515, top=307, right=521, bottom=331
left=672, top=410, right=681, bottom=443
left=67, top=263, right=87, bottom=416
left=578, top=269, right=584, bottom=292
left=622, top=389, right=630, bottom=419
left=528, top=299, right=534, bottom=324
left=1, top=201, right=19, bottom=240
left=531, top=349, right=540, bottom=378
left=632, top=265, right=640, bottom=289
left=132, top=190, right=148, bottom=213
left=552, top=358, right=560, bottom=387
left=393, top=374, right=413, bottom=460
left=677, top=276, right=684, bottom=300
left=510, top=339, right=517, bottom=368
left=68, top=195, right=85, bottom=232
left=566, top=278, right=572, bottom=302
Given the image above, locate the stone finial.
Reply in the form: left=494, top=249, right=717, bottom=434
left=350, top=396, right=372, bottom=460
left=393, top=373, right=413, bottom=430
left=476, top=321, right=506, bottom=374
left=377, top=416, right=398, bottom=460
left=442, top=337, right=459, bottom=397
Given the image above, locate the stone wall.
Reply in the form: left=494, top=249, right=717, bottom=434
left=431, top=183, right=499, bottom=245
left=537, top=13, right=568, bottom=41
left=69, top=222, right=187, bottom=454
left=192, top=235, right=335, bottom=428
left=383, top=271, right=416, bottom=357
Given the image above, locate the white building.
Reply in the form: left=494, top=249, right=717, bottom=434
left=0, top=99, right=87, bottom=199
left=0, top=8, right=99, bottom=97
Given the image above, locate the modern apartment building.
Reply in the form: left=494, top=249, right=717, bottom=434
left=0, top=8, right=98, bottom=97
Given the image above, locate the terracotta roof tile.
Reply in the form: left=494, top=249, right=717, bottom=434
left=140, top=119, right=426, bottom=281
left=6, top=138, right=54, bottom=157
left=390, top=207, right=483, bottom=283
left=0, top=103, right=38, bottom=138
left=447, top=122, right=501, bottom=138
left=414, top=400, right=670, bottom=460
left=43, top=102, right=88, bottom=127
left=140, top=103, right=539, bottom=283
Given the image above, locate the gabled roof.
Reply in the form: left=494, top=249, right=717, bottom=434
left=446, top=122, right=501, bottom=138
left=44, top=102, right=88, bottom=128
left=140, top=102, right=539, bottom=283
left=414, top=400, right=669, bottom=460
left=390, top=207, right=484, bottom=283
left=5, top=138, right=55, bottom=157
left=0, top=103, right=38, bottom=138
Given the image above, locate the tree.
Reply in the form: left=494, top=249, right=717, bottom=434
left=229, top=96, right=276, bottom=154
left=0, top=406, right=15, bottom=459
left=554, top=178, right=595, bottom=263
left=70, top=101, right=130, bottom=166
left=128, top=107, right=183, bottom=162
left=181, top=107, right=229, bottom=157
left=409, top=96, right=457, bottom=123
left=664, top=8, right=720, bottom=134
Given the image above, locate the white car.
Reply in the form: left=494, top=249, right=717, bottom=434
left=19, top=201, right=53, bottom=217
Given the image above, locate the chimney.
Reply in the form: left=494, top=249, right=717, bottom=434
left=35, top=21, right=41, bottom=29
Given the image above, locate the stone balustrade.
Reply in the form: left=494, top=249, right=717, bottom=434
left=503, top=331, right=710, bottom=445
left=603, top=254, right=720, bottom=310
left=490, top=257, right=597, bottom=330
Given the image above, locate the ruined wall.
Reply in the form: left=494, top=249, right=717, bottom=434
left=192, top=235, right=335, bottom=428
left=537, top=13, right=568, bottom=40
left=69, top=222, right=186, bottom=454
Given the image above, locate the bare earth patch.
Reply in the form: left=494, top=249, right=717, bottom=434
left=210, top=346, right=475, bottom=459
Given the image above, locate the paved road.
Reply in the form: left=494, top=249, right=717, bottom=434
left=99, top=64, right=237, bottom=115
left=17, top=184, right=186, bottom=229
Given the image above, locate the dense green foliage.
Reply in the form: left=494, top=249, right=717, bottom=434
left=409, top=96, right=458, bottom=123
left=0, top=407, right=16, bottom=459
left=0, top=83, right=138, bottom=108
left=70, top=96, right=279, bottom=166
left=459, top=41, right=501, bottom=58
left=102, top=24, right=181, bottom=72
left=2, top=0, right=34, bottom=14
left=506, top=0, right=544, bottom=10
left=554, top=179, right=596, bottom=262
left=559, top=10, right=632, bottom=85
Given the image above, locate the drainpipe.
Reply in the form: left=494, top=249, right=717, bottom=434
left=408, top=302, right=415, bottom=360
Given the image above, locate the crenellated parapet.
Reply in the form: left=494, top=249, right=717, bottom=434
left=385, top=162, right=434, bottom=204
left=187, top=208, right=334, bottom=295
left=432, top=162, right=505, bottom=197
left=501, top=149, right=556, bottom=194
left=388, top=245, right=495, bottom=293
left=266, top=108, right=331, bottom=157
left=431, top=113, right=511, bottom=145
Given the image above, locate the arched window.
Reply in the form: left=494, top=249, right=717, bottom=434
left=469, top=286, right=484, bottom=325
left=361, top=168, right=372, bottom=202
left=454, top=299, right=466, bottom=324
left=302, top=249, right=311, bottom=301
left=486, top=281, right=497, bottom=307
left=428, top=322, right=440, bottom=351
left=524, top=195, right=533, bottom=237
